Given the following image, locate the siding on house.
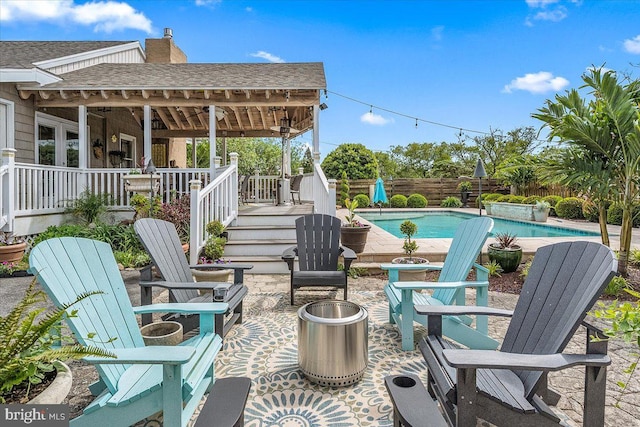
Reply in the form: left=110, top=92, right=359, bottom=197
left=1, top=83, right=34, bottom=163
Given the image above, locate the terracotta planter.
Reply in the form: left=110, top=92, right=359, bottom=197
left=28, top=361, right=72, bottom=404
left=391, top=257, right=429, bottom=281
left=488, top=244, right=522, bottom=273
left=0, top=242, right=27, bottom=263
left=140, top=321, right=183, bottom=346
left=340, top=225, right=370, bottom=254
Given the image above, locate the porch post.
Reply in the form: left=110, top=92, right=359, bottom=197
left=209, top=104, right=216, bottom=179
left=143, top=105, right=152, bottom=167
left=78, top=105, right=89, bottom=191
left=328, top=179, right=337, bottom=217
left=1, top=148, right=16, bottom=232
left=229, top=152, right=239, bottom=223
left=313, top=104, right=320, bottom=156
left=189, top=179, right=202, bottom=265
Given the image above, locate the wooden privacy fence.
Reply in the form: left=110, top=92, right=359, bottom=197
left=343, top=178, right=574, bottom=206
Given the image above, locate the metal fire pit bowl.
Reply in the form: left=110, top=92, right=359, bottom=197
left=297, top=300, right=368, bottom=387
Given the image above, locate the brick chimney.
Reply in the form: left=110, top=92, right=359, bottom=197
left=145, top=28, right=187, bottom=63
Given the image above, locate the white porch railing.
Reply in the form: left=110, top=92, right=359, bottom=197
left=249, top=173, right=278, bottom=203
left=189, top=153, right=239, bottom=264
left=312, top=163, right=336, bottom=216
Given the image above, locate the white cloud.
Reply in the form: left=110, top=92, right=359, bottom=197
left=431, top=25, right=444, bottom=41
left=533, top=7, right=567, bottom=22
left=525, top=0, right=559, bottom=7
left=195, top=0, right=222, bottom=6
left=360, top=112, right=391, bottom=125
left=623, top=35, right=640, bottom=54
left=250, top=51, right=285, bottom=63
left=0, top=0, right=152, bottom=33
left=503, top=71, right=569, bottom=94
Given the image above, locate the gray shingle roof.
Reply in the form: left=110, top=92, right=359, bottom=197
left=31, top=62, right=326, bottom=90
left=0, top=41, right=134, bottom=69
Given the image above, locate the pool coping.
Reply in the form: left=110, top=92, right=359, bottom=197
left=341, top=207, right=640, bottom=264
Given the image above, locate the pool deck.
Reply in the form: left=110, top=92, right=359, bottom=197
left=345, top=207, right=640, bottom=265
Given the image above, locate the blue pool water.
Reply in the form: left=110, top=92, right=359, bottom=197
left=358, top=211, right=601, bottom=239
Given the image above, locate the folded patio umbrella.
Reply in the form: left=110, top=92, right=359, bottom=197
left=372, top=177, right=388, bottom=205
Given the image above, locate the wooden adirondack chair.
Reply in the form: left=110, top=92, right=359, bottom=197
left=28, top=237, right=230, bottom=427
left=417, top=241, right=617, bottom=427
left=282, top=213, right=357, bottom=305
left=134, top=218, right=252, bottom=339
left=381, top=216, right=496, bottom=351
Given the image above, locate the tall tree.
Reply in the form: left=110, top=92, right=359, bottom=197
left=533, top=68, right=640, bottom=276
left=321, top=143, right=378, bottom=179
left=470, top=126, right=539, bottom=177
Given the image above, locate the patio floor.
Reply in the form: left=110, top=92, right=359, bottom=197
left=2, top=271, right=636, bottom=426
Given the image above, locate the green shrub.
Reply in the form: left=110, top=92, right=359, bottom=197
left=629, top=249, right=640, bottom=267
left=508, top=195, right=526, bottom=204
left=205, top=220, right=226, bottom=237
left=497, top=195, right=511, bottom=202
left=484, top=260, right=503, bottom=277
left=353, top=193, right=371, bottom=208
left=484, top=193, right=504, bottom=202
left=114, top=250, right=150, bottom=268
left=441, top=197, right=462, bottom=208
left=66, top=190, right=113, bottom=224
left=390, top=195, right=407, bottom=208
left=603, top=275, right=629, bottom=297
left=607, top=203, right=623, bottom=225
left=340, top=171, right=350, bottom=207
left=555, top=197, right=584, bottom=219
left=203, top=236, right=227, bottom=261
left=523, top=196, right=542, bottom=205
left=582, top=200, right=600, bottom=223
left=542, top=195, right=563, bottom=216
left=520, top=259, right=533, bottom=279
left=406, top=194, right=428, bottom=208
left=32, top=225, right=92, bottom=247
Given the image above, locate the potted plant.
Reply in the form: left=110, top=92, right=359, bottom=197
left=192, top=220, right=232, bottom=284
left=457, top=181, right=473, bottom=208
left=391, top=220, right=429, bottom=280
left=487, top=232, right=522, bottom=273
left=0, top=232, right=27, bottom=263
left=0, top=279, right=115, bottom=404
left=533, top=200, right=551, bottom=222
left=340, top=198, right=371, bottom=253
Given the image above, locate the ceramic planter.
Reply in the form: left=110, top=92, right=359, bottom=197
left=391, top=257, right=429, bottom=281
left=28, top=361, right=72, bottom=404
left=340, top=225, right=371, bottom=254
left=192, top=268, right=232, bottom=295
left=488, top=244, right=522, bottom=273
left=0, top=242, right=27, bottom=263
left=533, top=209, right=549, bottom=222
left=140, top=321, right=183, bottom=346
left=460, top=191, right=472, bottom=208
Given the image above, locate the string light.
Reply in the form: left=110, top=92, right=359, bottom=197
left=415, top=118, right=418, bottom=129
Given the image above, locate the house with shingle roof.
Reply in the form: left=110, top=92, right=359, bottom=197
left=0, top=29, right=332, bottom=271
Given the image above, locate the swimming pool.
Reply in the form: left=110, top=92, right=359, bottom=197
left=358, top=211, right=601, bottom=239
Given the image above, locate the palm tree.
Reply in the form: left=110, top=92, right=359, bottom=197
left=533, top=68, right=640, bottom=276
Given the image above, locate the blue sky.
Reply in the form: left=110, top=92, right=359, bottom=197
left=1, top=0, right=639, bottom=156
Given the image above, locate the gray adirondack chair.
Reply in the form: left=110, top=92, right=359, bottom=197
left=134, top=218, right=252, bottom=339
left=282, top=213, right=357, bottom=305
left=289, top=174, right=303, bottom=205
left=417, top=241, right=617, bottom=427
left=28, top=237, right=230, bottom=427
left=381, top=216, right=497, bottom=351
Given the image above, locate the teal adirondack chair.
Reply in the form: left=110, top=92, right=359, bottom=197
left=28, top=237, right=228, bottom=427
left=381, top=216, right=497, bottom=351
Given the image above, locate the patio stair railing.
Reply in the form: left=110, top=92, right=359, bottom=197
left=312, top=162, right=336, bottom=216
left=189, top=152, right=239, bottom=264
left=0, top=149, right=15, bottom=230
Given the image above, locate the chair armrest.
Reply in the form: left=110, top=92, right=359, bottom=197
left=392, top=280, right=488, bottom=290
left=442, top=349, right=611, bottom=371
left=132, top=302, right=229, bottom=315
left=140, top=280, right=228, bottom=290
left=84, top=346, right=195, bottom=365
left=282, top=246, right=298, bottom=260
left=340, top=246, right=357, bottom=261
left=189, top=263, right=253, bottom=271
left=415, top=305, right=513, bottom=317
